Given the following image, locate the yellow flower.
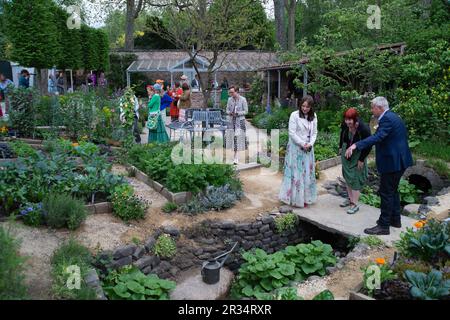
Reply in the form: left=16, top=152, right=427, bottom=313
left=72, top=143, right=79, bottom=147
left=375, top=258, right=386, bottom=265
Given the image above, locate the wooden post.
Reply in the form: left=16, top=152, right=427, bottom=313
left=278, top=70, right=281, bottom=99
left=266, top=70, right=271, bottom=113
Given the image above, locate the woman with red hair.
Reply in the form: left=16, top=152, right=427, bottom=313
left=339, top=108, right=372, bottom=214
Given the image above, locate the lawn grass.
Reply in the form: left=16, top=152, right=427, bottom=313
left=412, top=140, right=450, bottom=162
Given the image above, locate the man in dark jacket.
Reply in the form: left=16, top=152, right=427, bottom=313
left=345, top=97, right=413, bottom=235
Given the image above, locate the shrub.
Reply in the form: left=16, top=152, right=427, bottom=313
left=274, top=213, right=298, bottom=234
left=405, top=269, right=450, bottom=300
left=179, top=182, right=243, bottom=215
left=8, top=140, right=37, bottom=158
left=50, top=239, right=96, bottom=300
left=43, top=193, right=88, bottom=230
left=153, top=234, right=177, bottom=259
left=103, top=266, right=176, bottom=300
left=110, top=184, right=149, bottom=222
left=8, top=87, right=37, bottom=137
left=0, top=226, right=28, bottom=300
left=162, top=202, right=178, bottom=214
left=19, top=202, right=44, bottom=227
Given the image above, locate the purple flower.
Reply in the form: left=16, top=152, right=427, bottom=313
left=27, top=207, right=33, bottom=212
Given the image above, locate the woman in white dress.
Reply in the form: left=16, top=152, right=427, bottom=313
left=279, top=95, right=318, bottom=208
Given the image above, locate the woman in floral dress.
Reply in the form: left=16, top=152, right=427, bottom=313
left=279, top=95, right=318, bottom=208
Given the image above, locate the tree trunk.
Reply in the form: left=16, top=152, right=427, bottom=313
left=38, top=69, right=48, bottom=95
left=286, top=0, right=297, bottom=51
left=125, top=0, right=136, bottom=50
left=273, top=0, right=287, bottom=50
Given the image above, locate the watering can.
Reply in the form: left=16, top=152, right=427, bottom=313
left=201, top=242, right=238, bottom=285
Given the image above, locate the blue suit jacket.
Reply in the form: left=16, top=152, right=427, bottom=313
left=356, top=110, right=413, bottom=174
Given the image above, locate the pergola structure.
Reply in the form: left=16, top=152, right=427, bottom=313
left=258, top=57, right=309, bottom=112
left=125, top=50, right=279, bottom=87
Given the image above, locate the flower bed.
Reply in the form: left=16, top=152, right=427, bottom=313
left=126, top=143, right=243, bottom=210
left=354, top=219, right=450, bottom=300
left=0, top=138, right=143, bottom=227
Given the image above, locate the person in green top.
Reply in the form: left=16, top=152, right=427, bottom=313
left=147, top=84, right=169, bottom=144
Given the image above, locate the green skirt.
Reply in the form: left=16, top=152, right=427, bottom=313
left=148, top=114, right=169, bottom=143
left=341, top=142, right=368, bottom=191
left=220, top=89, right=229, bottom=101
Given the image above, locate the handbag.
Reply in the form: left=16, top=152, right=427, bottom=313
left=146, top=112, right=159, bottom=130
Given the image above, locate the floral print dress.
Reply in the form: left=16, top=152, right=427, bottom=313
left=279, top=112, right=318, bottom=207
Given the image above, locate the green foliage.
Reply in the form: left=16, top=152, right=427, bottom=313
left=405, top=269, right=450, bottom=300
left=246, top=77, right=265, bottom=107
left=153, top=234, right=177, bottom=259
left=362, top=263, right=397, bottom=297
left=162, top=202, right=178, bottom=214
left=360, top=186, right=381, bottom=208
left=59, top=92, right=96, bottom=140
left=50, top=239, right=96, bottom=300
left=348, top=235, right=385, bottom=249
left=43, top=193, right=88, bottom=230
left=425, top=159, right=449, bottom=178
left=128, top=143, right=239, bottom=195
left=0, top=225, right=28, bottom=300
left=4, top=0, right=61, bottom=69
left=108, top=53, right=137, bottom=90
left=110, top=184, right=149, bottom=222
left=166, top=164, right=236, bottom=194
left=7, top=87, right=37, bottom=137
left=179, top=182, right=243, bottom=215
left=19, top=202, right=44, bottom=227
left=396, top=219, right=450, bottom=263
left=270, top=286, right=301, bottom=300
left=8, top=140, right=37, bottom=158
left=416, top=141, right=450, bottom=163
left=103, top=266, right=176, bottom=300
left=312, top=289, right=335, bottom=300
left=274, top=213, right=298, bottom=234
left=231, top=240, right=337, bottom=299
left=398, top=179, right=422, bottom=204
left=393, top=259, right=433, bottom=281
left=314, top=131, right=339, bottom=161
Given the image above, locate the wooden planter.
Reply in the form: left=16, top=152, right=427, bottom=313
left=128, top=165, right=192, bottom=205
left=85, top=202, right=112, bottom=214
left=349, top=282, right=375, bottom=300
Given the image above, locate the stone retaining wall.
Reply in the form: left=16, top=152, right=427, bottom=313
left=100, top=213, right=325, bottom=281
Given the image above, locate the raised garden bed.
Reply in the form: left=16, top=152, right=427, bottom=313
left=128, top=165, right=193, bottom=205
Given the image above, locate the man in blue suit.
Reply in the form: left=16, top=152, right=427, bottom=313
left=345, top=97, right=413, bottom=235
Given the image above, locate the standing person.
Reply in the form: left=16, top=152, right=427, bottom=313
left=279, top=95, right=318, bottom=208
left=339, top=108, right=372, bottom=214
left=56, top=71, right=65, bottom=95
left=48, top=74, right=57, bottom=94
left=0, top=73, right=14, bottom=116
left=170, top=82, right=182, bottom=121
left=147, top=84, right=169, bottom=143
left=345, top=97, right=413, bottom=235
left=220, top=77, right=229, bottom=104
left=191, top=74, right=200, bottom=90
left=226, top=86, right=248, bottom=164
left=178, top=83, right=191, bottom=122
left=18, top=70, right=30, bottom=88
left=160, top=86, right=173, bottom=135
